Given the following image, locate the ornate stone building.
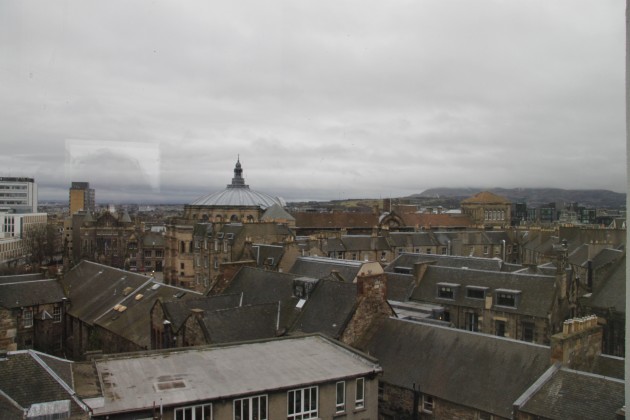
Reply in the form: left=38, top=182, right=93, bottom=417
left=461, top=191, right=512, bottom=228
left=164, top=159, right=288, bottom=290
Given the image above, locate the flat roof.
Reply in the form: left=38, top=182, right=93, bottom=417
left=88, top=335, right=381, bottom=415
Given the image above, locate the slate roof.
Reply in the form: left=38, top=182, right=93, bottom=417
left=385, top=253, right=504, bottom=273
left=591, top=248, right=624, bottom=269
left=95, top=280, right=202, bottom=349
left=289, top=256, right=367, bottom=282
left=356, top=317, right=550, bottom=419
left=409, top=265, right=557, bottom=318
left=517, top=367, right=624, bottom=420
left=0, top=278, right=65, bottom=309
left=587, top=354, right=625, bottom=380
left=162, top=294, right=242, bottom=332
left=251, top=244, right=284, bottom=269
left=0, top=350, right=85, bottom=417
left=385, top=272, right=416, bottom=301
left=60, top=261, right=150, bottom=325
left=339, top=235, right=391, bottom=251
left=200, top=302, right=282, bottom=344
left=0, top=272, right=46, bottom=285
left=291, top=279, right=357, bottom=339
left=261, top=203, right=295, bottom=222
left=220, top=266, right=306, bottom=305
left=388, top=232, right=437, bottom=248
left=586, top=256, right=625, bottom=314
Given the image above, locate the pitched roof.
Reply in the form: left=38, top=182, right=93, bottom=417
left=220, top=267, right=306, bottom=305
left=461, top=191, right=511, bottom=204
left=357, top=317, right=550, bottom=418
left=200, top=302, right=281, bottom=344
left=293, top=212, right=378, bottom=229
left=586, top=256, right=625, bottom=314
left=0, top=351, right=85, bottom=417
left=398, top=213, right=472, bottom=228
left=385, top=273, right=417, bottom=301
left=516, top=367, right=624, bottom=419
left=95, top=280, right=202, bottom=349
left=291, top=279, right=357, bottom=339
left=289, top=256, right=376, bottom=282
left=0, top=272, right=46, bottom=285
left=162, top=294, right=242, bottom=332
left=60, top=261, right=150, bottom=325
left=261, top=203, right=295, bottom=222
left=409, top=265, right=557, bottom=318
left=0, top=278, right=65, bottom=309
left=385, top=253, right=504, bottom=273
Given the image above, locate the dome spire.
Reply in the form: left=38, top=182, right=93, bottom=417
left=228, top=156, right=248, bottom=189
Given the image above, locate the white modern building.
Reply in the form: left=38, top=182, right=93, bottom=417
left=0, top=177, right=38, bottom=213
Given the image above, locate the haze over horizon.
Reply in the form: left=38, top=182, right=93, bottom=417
left=2, top=1, right=625, bottom=204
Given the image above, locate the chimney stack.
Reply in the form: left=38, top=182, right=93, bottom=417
left=551, top=315, right=602, bottom=370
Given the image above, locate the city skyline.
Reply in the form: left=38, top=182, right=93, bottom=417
left=2, top=1, right=625, bottom=203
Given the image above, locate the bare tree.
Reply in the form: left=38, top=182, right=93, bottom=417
left=23, top=223, right=59, bottom=267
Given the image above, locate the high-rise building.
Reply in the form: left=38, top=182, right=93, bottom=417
left=69, top=182, right=95, bottom=215
left=0, top=177, right=38, bottom=213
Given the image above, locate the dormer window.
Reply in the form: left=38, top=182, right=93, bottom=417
left=217, top=232, right=224, bottom=239
left=226, top=233, right=234, bottom=240
left=437, top=282, right=459, bottom=300
left=495, top=289, right=521, bottom=308
left=466, top=286, right=488, bottom=300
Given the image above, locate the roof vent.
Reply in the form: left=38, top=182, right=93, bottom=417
left=135, top=294, right=144, bottom=301
left=122, top=287, right=134, bottom=296
left=117, top=305, right=127, bottom=313
left=151, top=283, right=161, bottom=291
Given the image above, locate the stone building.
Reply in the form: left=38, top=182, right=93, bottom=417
left=72, top=209, right=135, bottom=269
left=164, top=158, right=287, bottom=290
left=461, top=191, right=512, bottom=228
left=0, top=274, right=66, bottom=355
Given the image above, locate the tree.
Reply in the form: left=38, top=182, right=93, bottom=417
left=23, top=223, right=59, bottom=267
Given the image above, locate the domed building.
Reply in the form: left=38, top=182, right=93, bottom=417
left=164, top=159, right=294, bottom=290
left=182, top=158, right=285, bottom=223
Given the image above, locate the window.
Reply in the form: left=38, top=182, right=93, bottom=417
left=287, top=386, right=318, bottom=419
left=465, top=312, right=479, bottom=332
left=335, top=381, right=345, bottom=413
left=144, top=250, right=152, bottom=258
left=495, top=320, right=506, bottom=337
left=522, top=322, right=535, bottom=342
left=441, top=247, right=447, bottom=255
left=174, top=403, right=212, bottom=420
left=355, top=378, right=365, bottom=409
left=53, top=306, right=62, bottom=323
left=496, top=290, right=519, bottom=307
left=234, top=394, right=267, bottom=420
left=466, top=287, right=486, bottom=300
left=437, top=283, right=458, bottom=299
left=155, top=250, right=163, bottom=258
left=426, top=248, right=431, bottom=254
left=483, top=245, right=489, bottom=255
left=479, top=411, right=494, bottom=420
left=422, top=395, right=434, bottom=413
left=23, top=309, right=33, bottom=328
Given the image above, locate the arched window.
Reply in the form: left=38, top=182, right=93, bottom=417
left=230, top=214, right=239, bottom=222
left=180, top=241, right=185, bottom=253
left=246, top=215, right=254, bottom=223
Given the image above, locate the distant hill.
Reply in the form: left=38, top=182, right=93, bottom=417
left=412, top=188, right=626, bottom=209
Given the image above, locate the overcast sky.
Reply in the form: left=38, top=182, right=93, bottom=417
left=1, top=1, right=625, bottom=204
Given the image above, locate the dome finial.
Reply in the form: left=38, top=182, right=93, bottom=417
left=230, top=156, right=246, bottom=188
